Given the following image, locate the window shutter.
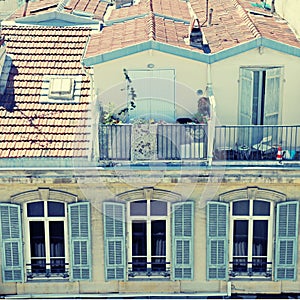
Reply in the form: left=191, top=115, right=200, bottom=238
left=207, top=202, right=228, bottom=280
left=68, top=202, right=91, bottom=281
left=172, top=201, right=194, bottom=280
left=275, top=201, right=299, bottom=280
left=238, top=68, right=253, bottom=126
left=0, top=203, right=24, bottom=282
left=264, top=67, right=282, bottom=126
left=103, top=202, right=126, bottom=281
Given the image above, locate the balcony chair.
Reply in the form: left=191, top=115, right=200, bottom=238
left=251, top=136, right=273, bottom=159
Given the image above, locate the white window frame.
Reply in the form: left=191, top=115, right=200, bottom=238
left=229, top=199, right=274, bottom=278
left=24, top=200, right=69, bottom=280
left=127, top=199, right=171, bottom=278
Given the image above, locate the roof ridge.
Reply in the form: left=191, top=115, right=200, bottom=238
left=146, top=0, right=155, bottom=41
left=231, top=0, right=261, bottom=38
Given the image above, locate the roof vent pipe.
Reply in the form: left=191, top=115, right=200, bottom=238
left=271, top=0, right=275, bottom=14
left=208, top=8, right=213, bottom=27
left=23, top=0, right=30, bottom=17
left=201, top=0, right=209, bottom=26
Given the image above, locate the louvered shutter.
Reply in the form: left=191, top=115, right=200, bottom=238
left=0, top=203, right=24, bottom=282
left=172, top=201, right=194, bottom=280
left=207, top=202, right=228, bottom=280
left=275, top=201, right=299, bottom=280
left=68, top=202, right=91, bottom=281
left=238, top=68, right=253, bottom=126
left=264, top=67, right=282, bottom=126
left=103, top=202, right=126, bottom=281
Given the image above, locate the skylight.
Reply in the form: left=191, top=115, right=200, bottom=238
left=40, top=75, right=82, bottom=104
left=48, top=77, right=74, bottom=100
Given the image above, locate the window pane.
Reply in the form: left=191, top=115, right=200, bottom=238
left=151, top=220, right=166, bottom=272
left=130, top=200, right=147, bottom=216
left=30, top=221, right=46, bottom=274
left=27, top=201, right=44, bottom=217
left=233, top=200, right=249, bottom=215
left=253, top=200, right=270, bottom=216
left=49, top=221, right=65, bottom=273
left=132, top=221, right=146, bottom=256
left=48, top=201, right=65, bottom=217
left=150, top=200, right=167, bottom=216
left=233, top=220, right=248, bottom=256
left=132, top=221, right=147, bottom=272
left=253, top=220, right=268, bottom=256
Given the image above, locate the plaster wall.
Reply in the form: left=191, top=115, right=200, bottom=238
left=211, top=47, right=300, bottom=125
left=0, top=168, right=300, bottom=296
left=93, top=47, right=300, bottom=126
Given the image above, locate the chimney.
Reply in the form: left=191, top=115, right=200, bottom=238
left=189, top=18, right=203, bottom=49
left=208, top=8, right=213, bottom=27
left=23, top=0, right=30, bottom=17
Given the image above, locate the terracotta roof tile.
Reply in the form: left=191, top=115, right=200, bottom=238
left=0, top=25, right=92, bottom=159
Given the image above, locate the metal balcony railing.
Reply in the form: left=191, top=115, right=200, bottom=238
left=99, top=124, right=208, bottom=161
left=214, top=125, right=300, bottom=161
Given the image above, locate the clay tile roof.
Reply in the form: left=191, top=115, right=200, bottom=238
left=189, top=0, right=300, bottom=53
left=0, top=25, right=92, bottom=159
left=7, top=0, right=60, bottom=21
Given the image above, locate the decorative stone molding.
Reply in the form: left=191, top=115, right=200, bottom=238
left=10, top=188, right=77, bottom=203
left=219, top=186, right=286, bottom=202
left=116, top=187, right=181, bottom=202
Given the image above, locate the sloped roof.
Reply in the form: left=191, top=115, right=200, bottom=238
left=84, top=0, right=300, bottom=64
left=7, top=0, right=108, bottom=22
left=0, top=26, right=92, bottom=159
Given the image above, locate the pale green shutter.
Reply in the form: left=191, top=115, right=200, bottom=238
left=264, top=67, right=282, bottom=126
left=103, top=202, right=126, bottom=281
left=0, top=203, right=24, bottom=282
left=207, top=202, right=228, bottom=280
left=238, top=68, right=253, bottom=126
left=68, top=202, right=91, bottom=281
left=275, top=201, right=299, bottom=280
left=172, top=201, right=194, bottom=280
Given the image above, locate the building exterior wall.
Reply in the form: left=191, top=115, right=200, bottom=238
left=93, top=47, right=300, bottom=126
left=0, top=168, right=299, bottom=296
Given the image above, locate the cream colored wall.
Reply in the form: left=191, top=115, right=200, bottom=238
left=94, top=47, right=300, bottom=126
left=0, top=169, right=300, bottom=295
left=0, top=0, right=18, bottom=20
left=210, top=47, right=300, bottom=125
left=94, top=50, right=208, bottom=120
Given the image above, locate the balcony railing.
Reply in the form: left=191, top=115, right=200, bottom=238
left=99, top=124, right=208, bottom=161
left=99, top=124, right=300, bottom=162
left=214, top=125, right=300, bottom=161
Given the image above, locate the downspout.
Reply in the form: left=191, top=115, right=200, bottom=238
left=206, top=63, right=216, bottom=167
left=23, top=0, right=30, bottom=17
left=81, top=63, right=100, bottom=162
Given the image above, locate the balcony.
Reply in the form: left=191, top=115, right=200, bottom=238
left=99, top=124, right=300, bottom=163
left=214, top=125, right=300, bottom=161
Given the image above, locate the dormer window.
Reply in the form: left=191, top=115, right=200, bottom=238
left=48, top=77, right=74, bottom=100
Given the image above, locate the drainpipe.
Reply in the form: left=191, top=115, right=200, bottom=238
left=23, top=0, right=30, bottom=17
left=81, top=63, right=100, bottom=162
left=271, top=0, right=275, bottom=14
left=201, top=0, right=209, bottom=26
left=206, top=64, right=216, bottom=167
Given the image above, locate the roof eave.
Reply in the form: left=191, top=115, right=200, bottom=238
left=83, top=37, right=300, bottom=66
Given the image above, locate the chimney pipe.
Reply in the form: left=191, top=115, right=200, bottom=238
left=23, top=0, right=30, bottom=17
left=208, top=8, right=213, bottom=27
left=271, top=0, right=275, bottom=14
